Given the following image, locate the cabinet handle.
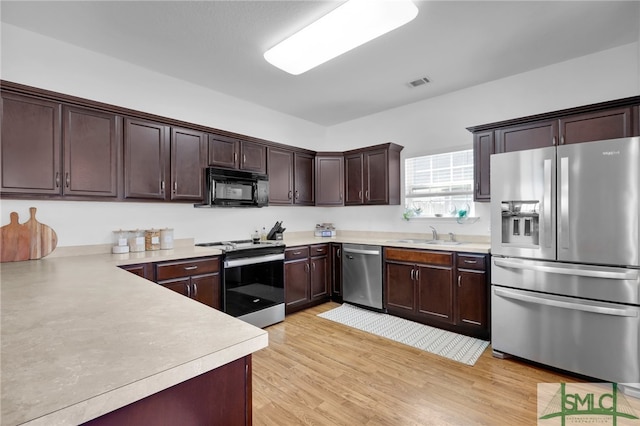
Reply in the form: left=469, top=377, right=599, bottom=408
left=193, top=282, right=198, bottom=297
left=288, top=190, right=292, bottom=200
left=173, top=181, right=177, bottom=192
left=234, top=152, right=237, bottom=163
left=458, top=275, right=462, bottom=287
left=65, top=172, right=70, bottom=188
left=295, top=190, right=299, bottom=200
left=186, top=283, right=191, bottom=298
left=293, top=251, right=302, bottom=255
left=184, top=266, right=198, bottom=271
left=243, top=154, right=246, bottom=164
left=55, top=172, right=60, bottom=188
left=561, top=135, right=565, bottom=145
left=553, top=136, right=557, bottom=145
left=410, top=269, right=415, bottom=280
left=339, top=192, right=343, bottom=200
left=365, top=190, right=369, bottom=200
left=304, top=263, right=309, bottom=272
left=463, top=260, right=477, bottom=264
left=337, top=248, right=341, bottom=257
left=358, top=190, right=362, bottom=199
left=161, top=180, right=165, bottom=191
left=316, top=248, right=324, bottom=252
left=415, top=269, right=419, bottom=281
left=312, top=262, right=316, bottom=270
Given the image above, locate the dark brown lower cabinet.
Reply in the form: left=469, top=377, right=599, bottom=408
left=119, top=263, right=153, bottom=280
left=82, top=356, right=252, bottom=426
left=330, top=243, right=343, bottom=302
left=154, top=257, right=222, bottom=310
left=385, top=248, right=489, bottom=338
left=284, top=244, right=330, bottom=314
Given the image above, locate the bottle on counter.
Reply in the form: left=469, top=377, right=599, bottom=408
left=252, top=229, right=260, bottom=244
left=260, top=227, right=267, bottom=242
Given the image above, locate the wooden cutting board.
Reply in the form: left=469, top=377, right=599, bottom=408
left=0, top=207, right=58, bottom=262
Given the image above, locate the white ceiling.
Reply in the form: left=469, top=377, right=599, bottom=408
left=1, top=1, right=638, bottom=126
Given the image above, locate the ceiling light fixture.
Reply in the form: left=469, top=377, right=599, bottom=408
left=264, top=0, right=419, bottom=75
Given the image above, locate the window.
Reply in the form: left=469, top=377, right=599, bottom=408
left=404, top=149, right=474, bottom=218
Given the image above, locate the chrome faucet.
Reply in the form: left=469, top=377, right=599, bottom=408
left=430, top=226, right=437, bottom=241
left=448, top=232, right=456, bottom=242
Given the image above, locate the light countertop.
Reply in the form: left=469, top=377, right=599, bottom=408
left=1, top=244, right=267, bottom=426
left=1, top=233, right=489, bottom=426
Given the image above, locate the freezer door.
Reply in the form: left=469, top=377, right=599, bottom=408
left=490, top=146, right=556, bottom=259
left=492, top=285, right=640, bottom=386
left=557, top=137, right=640, bottom=266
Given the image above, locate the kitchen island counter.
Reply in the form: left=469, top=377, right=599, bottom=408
left=0, top=245, right=267, bottom=426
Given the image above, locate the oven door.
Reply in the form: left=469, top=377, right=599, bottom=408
left=223, top=253, right=285, bottom=327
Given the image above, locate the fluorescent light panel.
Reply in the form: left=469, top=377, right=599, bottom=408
left=264, top=0, right=419, bottom=75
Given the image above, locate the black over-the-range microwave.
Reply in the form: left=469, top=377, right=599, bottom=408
left=195, top=167, right=269, bottom=208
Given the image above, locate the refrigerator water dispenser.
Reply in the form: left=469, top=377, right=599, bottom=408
left=501, top=201, right=539, bottom=246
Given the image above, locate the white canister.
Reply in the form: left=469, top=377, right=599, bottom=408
left=128, top=229, right=146, bottom=253
left=160, top=228, right=174, bottom=250
left=112, top=230, right=129, bottom=254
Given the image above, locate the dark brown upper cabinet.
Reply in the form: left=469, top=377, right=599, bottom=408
left=344, top=143, right=402, bottom=206
left=473, top=131, right=494, bottom=202
left=124, top=118, right=170, bottom=200
left=267, top=147, right=314, bottom=206
left=171, top=127, right=207, bottom=201
left=468, top=96, right=640, bottom=202
left=315, top=153, right=344, bottom=206
left=208, top=134, right=266, bottom=174
left=1, top=92, right=119, bottom=198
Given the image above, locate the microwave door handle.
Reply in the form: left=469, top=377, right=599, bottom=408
left=559, top=156, right=570, bottom=250
left=543, top=158, right=552, bottom=248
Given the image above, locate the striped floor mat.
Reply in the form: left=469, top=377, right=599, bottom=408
left=317, top=303, right=489, bottom=366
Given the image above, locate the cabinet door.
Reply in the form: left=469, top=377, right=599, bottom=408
left=331, top=243, right=342, bottom=300
left=385, top=262, right=415, bottom=313
left=191, top=272, right=221, bottom=310
left=416, top=265, right=454, bottom=323
left=344, top=153, right=363, bottom=205
left=1, top=93, right=61, bottom=194
left=171, top=127, right=207, bottom=201
left=267, top=147, right=293, bottom=205
left=208, top=134, right=238, bottom=169
left=294, top=152, right=315, bottom=205
left=284, top=259, right=309, bottom=312
left=310, top=255, right=328, bottom=300
left=63, top=106, right=119, bottom=197
left=496, top=120, right=558, bottom=153
left=315, top=155, right=344, bottom=206
left=473, top=131, right=494, bottom=202
left=124, top=118, right=169, bottom=199
left=456, top=269, right=487, bottom=329
left=559, top=107, right=633, bottom=145
left=364, top=149, right=388, bottom=204
left=240, top=141, right=266, bottom=173
left=158, top=278, right=191, bottom=297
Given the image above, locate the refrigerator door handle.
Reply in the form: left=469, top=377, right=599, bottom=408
left=559, top=156, right=570, bottom=249
left=543, top=158, right=552, bottom=248
left=494, top=287, right=638, bottom=317
left=494, top=258, right=639, bottom=280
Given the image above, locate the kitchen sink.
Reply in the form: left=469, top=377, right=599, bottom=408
left=387, top=239, right=465, bottom=246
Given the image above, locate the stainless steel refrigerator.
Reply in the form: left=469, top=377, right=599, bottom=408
left=490, top=136, right=640, bottom=397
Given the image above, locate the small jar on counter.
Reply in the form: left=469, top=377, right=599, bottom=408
left=145, top=229, right=161, bottom=251
left=112, top=230, right=130, bottom=254
left=128, top=229, right=146, bottom=253
left=160, top=228, right=174, bottom=250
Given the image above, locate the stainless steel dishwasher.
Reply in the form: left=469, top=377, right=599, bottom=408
left=342, top=244, right=383, bottom=310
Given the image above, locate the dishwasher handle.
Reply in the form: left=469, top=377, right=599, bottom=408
left=343, top=247, right=381, bottom=256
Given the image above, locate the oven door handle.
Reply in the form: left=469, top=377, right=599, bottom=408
left=224, top=253, right=285, bottom=268
left=493, top=258, right=638, bottom=280
left=494, top=288, right=639, bottom=317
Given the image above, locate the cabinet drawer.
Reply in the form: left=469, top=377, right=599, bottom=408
left=285, top=246, right=309, bottom=261
left=456, top=254, right=486, bottom=270
left=384, top=248, right=452, bottom=266
left=309, top=244, right=328, bottom=257
left=155, top=257, right=220, bottom=281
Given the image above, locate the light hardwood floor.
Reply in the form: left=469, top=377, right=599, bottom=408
left=252, top=302, right=582, bottom=426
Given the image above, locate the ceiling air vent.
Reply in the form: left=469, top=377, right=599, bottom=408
left=408, top=77, right=430, bottom=88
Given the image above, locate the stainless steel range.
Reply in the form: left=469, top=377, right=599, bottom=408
left=196, top=239, right=285, bottom=328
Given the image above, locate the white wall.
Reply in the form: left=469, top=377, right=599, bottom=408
left=2, top=23, right=639, bottom=246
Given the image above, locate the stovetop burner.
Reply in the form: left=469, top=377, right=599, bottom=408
left=196, top=239, right=285, bottom=253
